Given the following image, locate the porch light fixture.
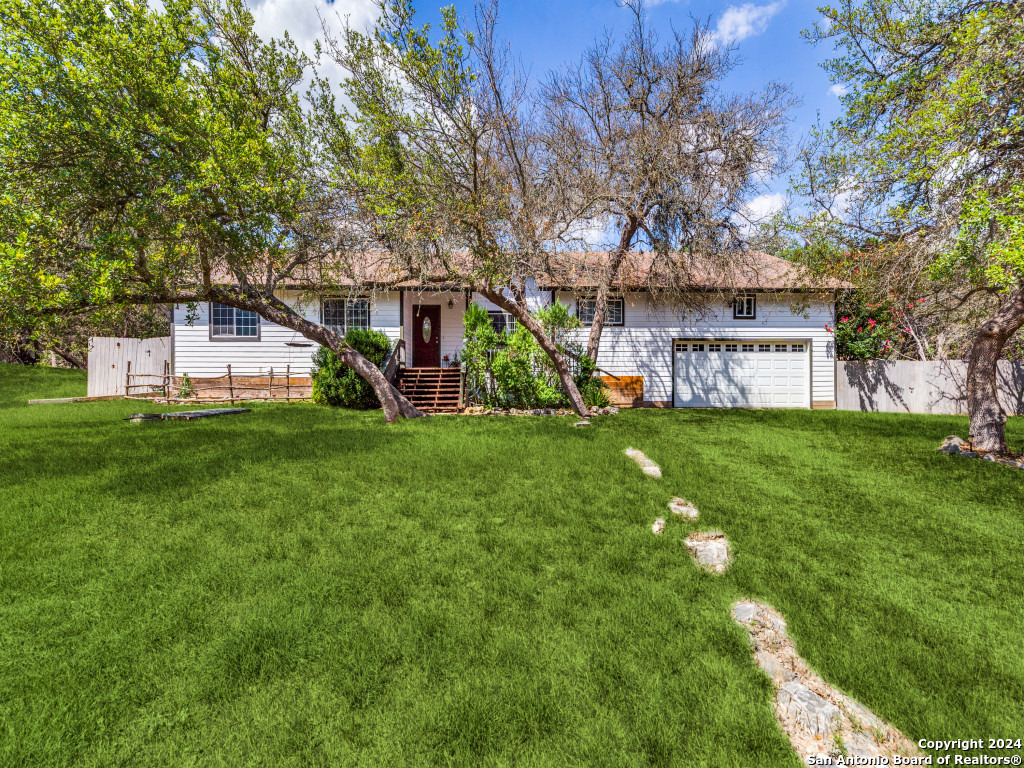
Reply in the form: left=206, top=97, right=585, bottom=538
left=448, top=298, right=454, bottom=309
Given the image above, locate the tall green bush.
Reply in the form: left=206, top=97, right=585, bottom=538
left=461, top=301, right=607, bottom=408
left=311, top=329, right=392, bottom=408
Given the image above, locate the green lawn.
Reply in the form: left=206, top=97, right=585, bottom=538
left=1, top=363, right=1022, bottom=767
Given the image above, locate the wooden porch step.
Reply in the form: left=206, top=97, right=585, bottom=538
left=395, top=367, right=464, bottom=413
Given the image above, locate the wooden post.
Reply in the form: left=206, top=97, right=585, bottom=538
left=164, top=360, right=170, bottom=401
left=268, top=368, right=273, bottom=402
left=286, top=364, right=291, bottom=403
left=227, top=364, right=234, bottom=405
left=125, top=360, right=131, bottom=398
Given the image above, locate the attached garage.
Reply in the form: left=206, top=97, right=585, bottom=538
left=672, top=339, right=810, bottom=408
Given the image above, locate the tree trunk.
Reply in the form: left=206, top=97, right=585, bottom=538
left=52, top=344, right=86, bottom=369
left=586, top=217, right=638, bottom=362
left=213, top=289, right=423, bottom=423
left=966, top=285, right=1024, bottom=454
left=477, top=287, right=591, bottom=419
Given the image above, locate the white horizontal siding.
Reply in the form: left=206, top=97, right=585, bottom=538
left=556, top=292, right=835, bottom=403
left=172, top=287, right=836, bottom=404
left=172, top=290, right=401, bottom=377
left=472, top=278, right=553, bottom=315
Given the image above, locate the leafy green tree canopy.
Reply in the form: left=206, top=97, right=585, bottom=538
left=799, top=0, right=1024, bottom=451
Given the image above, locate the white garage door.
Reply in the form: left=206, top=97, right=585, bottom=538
left=673, top=340, right=809, bottom=408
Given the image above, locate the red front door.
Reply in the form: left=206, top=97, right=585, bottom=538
left=412, top=305, right=441, bottom=367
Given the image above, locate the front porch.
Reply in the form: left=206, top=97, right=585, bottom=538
left=391, top=290, right=471, bottom=412
left=401, top=289, right=471, bottom=370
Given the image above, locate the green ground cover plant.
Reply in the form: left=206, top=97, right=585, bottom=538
left=1, top=363, right=1021, bottom=767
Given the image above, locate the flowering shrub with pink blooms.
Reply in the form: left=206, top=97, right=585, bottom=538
left=828, top=304, right=902, bottom=360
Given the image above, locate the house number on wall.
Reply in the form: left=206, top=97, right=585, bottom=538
left=422, top=317, right=432, bottom=343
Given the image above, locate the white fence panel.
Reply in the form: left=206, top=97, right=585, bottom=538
left=87, top=337, right=171, bottom=397
left=837, top=360, right=1024, bottom=415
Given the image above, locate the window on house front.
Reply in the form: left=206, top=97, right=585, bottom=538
left=211, top=303, right=259, bottom=339
left=488, top=311, right=517, bottom=335
left=724, top=343, right=738, bottom=352
left=741, top=343, right=755, bottom=352
left=322, top=298, right=371, bottom=335
left=758, top=343, right=771, bottom=352
left=734, top=295, right=756, bottom=319
left=578, top=296, right=625, bottom=326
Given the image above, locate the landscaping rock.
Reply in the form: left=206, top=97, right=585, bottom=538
left=837, top=695, right=886, bottom=735
left=778, top=682, right=841, bottom=737
left=624, top=448, right=661, bottom=478
left=652, top=518, right=665, bottom=535
left=685, top=532, right=730, bottom=573
left=844, top=732, right=887, bottom=759
left=937, top=435, right=969, bottom=454
left=668, top=497, right=699, bottom=519
left=732, top=601, right=761, bottom=624
left=573, top=421, right=590, bottom=427
left=732, top=599, right=922, bottom=766
left=961, top=450, right=979, bottom=458
left=756, top=650, right=795, bottom=683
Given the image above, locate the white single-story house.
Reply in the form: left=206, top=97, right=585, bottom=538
left=171, top=252, right=839, bottom=409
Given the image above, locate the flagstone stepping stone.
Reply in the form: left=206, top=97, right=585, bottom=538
left=652, top=518, right=665, bottom=535
left=668, top=497, right=698, bottom=519
left=685, top=531, right=730, bottom=573
left=778, top=682, right=841, bottom=737
left=624, top=448, right=661, bottom=478
left=731, top=599, right=921, bottom=765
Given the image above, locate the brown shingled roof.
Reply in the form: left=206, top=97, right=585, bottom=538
left=219, top=249, right=847, bottom=292
left=537, top=250, right=848, bottom=291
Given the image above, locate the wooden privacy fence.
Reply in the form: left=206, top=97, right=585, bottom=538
left=87, top=337, right=171, bottom=397
left=837, top=360, right=1024, bottom=415
left=127, top=365, right=313, bottom=404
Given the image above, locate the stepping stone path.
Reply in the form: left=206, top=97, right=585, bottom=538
left=731, top=600, right=921, bottom=764
left=624, top=448, right=662, bottom=478
left=668, top=497, right=699, bottom=519
left=684, top=531, right=731, bottom=573
left=627, top=443, right=917, bottom=765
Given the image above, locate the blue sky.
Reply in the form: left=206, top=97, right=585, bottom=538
left=249, top=0, right=846, bottom=219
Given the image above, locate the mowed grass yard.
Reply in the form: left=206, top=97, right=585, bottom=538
left=1, top=363, right=1022, bottom=768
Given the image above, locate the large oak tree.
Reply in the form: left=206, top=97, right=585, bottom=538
left=321, top=0, right=594, bottom=416
left=0, top=0, right=422, bottom=421
left=541, top=0, right=796, bottom=362
left=799, top=0, right=1024, bottom=452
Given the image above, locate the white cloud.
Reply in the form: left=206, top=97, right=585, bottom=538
left=712, top=2, right=786, bottom=46
left=247, top=0, right=377, bottom=94
left=829, top=83, right=849, bottom=97
left=745, top=192, right=787, bottom=220
left=736, top=192, right=787, bottom=235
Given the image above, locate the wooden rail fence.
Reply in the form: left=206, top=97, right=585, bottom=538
left=127, top=365, right=313, bottom=404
